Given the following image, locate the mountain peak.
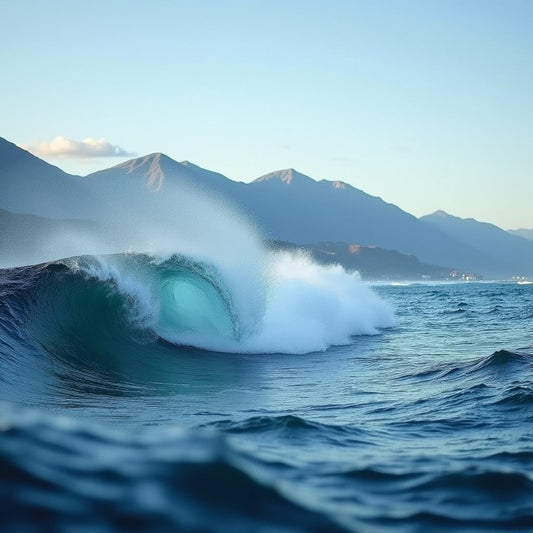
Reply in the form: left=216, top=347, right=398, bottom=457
left=113, top=152, right=169, bottom=170
left=423, top=210, right=465, bottom=223
left=116, top=153, right=168, bottom=190
left=252, top=168, right=314, bottom=185
left=88, top=152, right=181, bottom=191
left=85, top=152, right=236, bottom=194
left=424, top=210, right=481, bottom=225
left=431, top=210, right=452, bottom=218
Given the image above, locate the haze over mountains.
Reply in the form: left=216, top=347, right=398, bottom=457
left=1, top=136, right=533, bottom=279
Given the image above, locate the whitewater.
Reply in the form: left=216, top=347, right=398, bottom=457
left=1, top=179, right=532, bottom=531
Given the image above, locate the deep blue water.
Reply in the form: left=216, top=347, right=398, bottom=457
left=1, top=256, right=532, bottom=532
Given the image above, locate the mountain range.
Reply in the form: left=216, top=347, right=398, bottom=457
left=1, top=136, right=532, bottom=279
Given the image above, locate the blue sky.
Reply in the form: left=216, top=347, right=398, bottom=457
left=2, top=0, right=532, bottom=229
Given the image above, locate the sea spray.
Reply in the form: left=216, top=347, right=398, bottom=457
left=8, top=172, right=395, bottom=353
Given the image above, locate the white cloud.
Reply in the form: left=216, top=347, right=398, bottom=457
left=23, top=136, right=135, bottom=158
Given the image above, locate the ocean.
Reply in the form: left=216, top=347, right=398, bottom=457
left=1, top=252, right=532, bottom=532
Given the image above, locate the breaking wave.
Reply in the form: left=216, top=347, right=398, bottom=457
left=1, top=250, right=394, bottom=358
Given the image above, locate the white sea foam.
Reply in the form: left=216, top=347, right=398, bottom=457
left=239, top=251, right=396, bottom=354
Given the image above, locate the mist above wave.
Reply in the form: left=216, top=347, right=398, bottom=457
left=5, top=170, right=395, bottom=353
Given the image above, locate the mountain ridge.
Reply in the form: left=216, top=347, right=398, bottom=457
left=2, top=137, right=533, bottom=278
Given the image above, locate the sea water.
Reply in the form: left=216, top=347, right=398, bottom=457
left=1, top=257, right=532, bottom=532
